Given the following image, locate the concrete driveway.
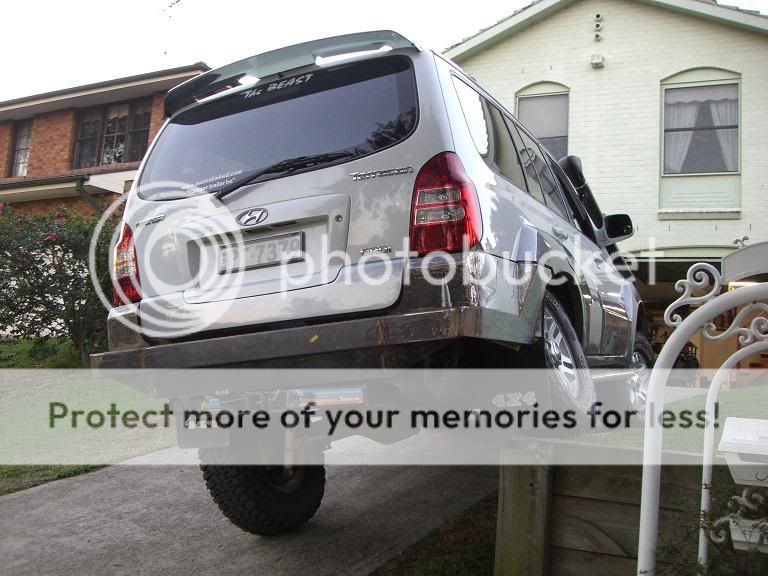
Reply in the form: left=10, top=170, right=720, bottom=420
left=0, top=458, right=496, bottom=576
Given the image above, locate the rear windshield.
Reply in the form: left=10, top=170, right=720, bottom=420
left=138, top=55, right=417, bottom=200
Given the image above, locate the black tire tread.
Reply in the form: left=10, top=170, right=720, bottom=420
left=201, top=455, right=325, bottom=536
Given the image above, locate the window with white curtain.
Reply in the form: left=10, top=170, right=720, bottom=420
left=663, top=84, right=738, bottom=175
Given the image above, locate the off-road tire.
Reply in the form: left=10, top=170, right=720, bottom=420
left=542, top=291, right=596, bottom=417
left=201, top=461, right=325, bottom=535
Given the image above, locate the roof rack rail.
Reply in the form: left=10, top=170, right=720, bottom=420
left=164, top=30, right=416, bottom=117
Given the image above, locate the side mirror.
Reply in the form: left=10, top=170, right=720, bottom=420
left=598, top=213, right=634, bottom=245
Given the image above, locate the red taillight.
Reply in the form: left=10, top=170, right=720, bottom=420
left=410, top=152, right=482, bottom=256
left=112, top=222, right=141, bottom=306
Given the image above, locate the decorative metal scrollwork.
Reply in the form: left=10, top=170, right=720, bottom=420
left=709, top=488, right=768, bottom=547
left=710, top=515, right=732, bottom=545
left=703, top=303, right=768, bottom=345
left=664, top=262, right=723, bottom=328
left=730, top=488, right=768, bottom=519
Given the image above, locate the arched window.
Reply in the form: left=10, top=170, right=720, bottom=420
left=516, top=82, right=569, bottom=160
left=661, top=68, right=740, bottom=175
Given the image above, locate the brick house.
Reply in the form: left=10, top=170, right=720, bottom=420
left=0, top=63, right=208, bottom=214
left=445, top=0, right=768, bottom=362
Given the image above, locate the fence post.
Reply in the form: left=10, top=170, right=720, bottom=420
left=495, top=464, right=552, bottom=576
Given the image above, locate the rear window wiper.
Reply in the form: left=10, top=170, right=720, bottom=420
left=214, top=151, right=355, bottom=200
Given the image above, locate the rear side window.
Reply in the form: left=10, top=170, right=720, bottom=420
left=537, top=151, right=571, bottom=222
left=484, top=103, right=527, bottom=192
left=506, top=118, right=546, bottom=205
left=507, top=119, right=570, bottom=222
left=453, top=78, right=527, bottom=192
left=453, top=77, right=489, bottom=156
left=550, top=160, right=595, bottom=240
left=138, top=56, right=417, bottom=200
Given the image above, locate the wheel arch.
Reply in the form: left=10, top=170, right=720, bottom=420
left=636, top=300, right=648, bottom=334
left=547, top=272, right=587, bottom=346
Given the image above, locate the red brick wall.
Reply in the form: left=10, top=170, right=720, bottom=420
left=0, top=106, right=142, bottom=188
left=0, top=109, right=137, bottom=214
left=0, top=121, right=12, bottom=176
left=148, top=93, right=166, bottom=144
left=26, top=109, right=76, bottom=177
left=0, top=95, right=164, bottom=184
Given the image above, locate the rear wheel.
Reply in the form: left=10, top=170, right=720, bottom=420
left=201, top=460, right=325, bottom=535
left=542, top=291, right=596, bottom=416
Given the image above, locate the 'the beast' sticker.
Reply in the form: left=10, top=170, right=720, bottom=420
left=242, top=73, right=314, bottom=99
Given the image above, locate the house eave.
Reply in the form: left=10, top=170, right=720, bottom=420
left=0, top=169, right=136, bottom=203
left=444, top=0, right=768, bottom=62
left=0, top=63, right=210, bottom=122
left=444, top=0, right=571, bottom=61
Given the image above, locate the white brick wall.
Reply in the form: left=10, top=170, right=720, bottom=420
left=455, top=0, right=768, bottom=256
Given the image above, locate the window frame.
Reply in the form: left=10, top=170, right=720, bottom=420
left=10, top=119, right=33, bottom=177
left=507, top=115, right=575, bottom=226
left=451, top=74, right=528, bottom=191
left=660, top=79, right=741, bottom=178
left=482, top=100, right=529, bottom=194
left=449, top=71, right=576, bottom=226
left=72, top=97, right=154, bottom=170
left=451, top=75, right=491, bottom=159
left=515, top=89, right=570, bottom=160
left=544, top=151, right=597, bottom=242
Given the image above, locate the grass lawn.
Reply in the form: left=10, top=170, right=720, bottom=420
left=0, top=339, right=81, bottom=369
left=0, top=464, right=103, bottom=496
left=372, top=493, right=497, bottom=576
left=585, top=384, right=768, bottom=454
left=0, top=369, right=176, bottom=465
left=0, top=339, right=172, bottom=495
left=0, top=340, right=100, bottom=496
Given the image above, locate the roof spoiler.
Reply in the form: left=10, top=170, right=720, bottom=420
left=164, top=30, right=416, bottom=117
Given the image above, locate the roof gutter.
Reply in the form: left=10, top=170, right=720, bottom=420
left=0, top=174, right=100, bottom=210
left=75, top=176, right=101, bottom=211
left=0, top=174, right=90, bottom=191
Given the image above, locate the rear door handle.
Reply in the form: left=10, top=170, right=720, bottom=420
left=551, top=226, right=569, bottom=241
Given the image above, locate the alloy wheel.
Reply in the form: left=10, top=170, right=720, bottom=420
left=543, top=306, right=580, bottom=399
left=629, top=351, right=651, bottom=416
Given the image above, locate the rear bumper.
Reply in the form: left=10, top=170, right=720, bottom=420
left=92, top=252, right=547, bottom=369
left=93, top=306, right=523, bottom=369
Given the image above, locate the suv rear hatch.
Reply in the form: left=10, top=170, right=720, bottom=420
left=125, top=38, right=450, bottom=338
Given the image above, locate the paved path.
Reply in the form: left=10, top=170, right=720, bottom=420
left=1, top=460, right=496, bottom=576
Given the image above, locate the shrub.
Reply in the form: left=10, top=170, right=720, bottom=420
left=0, top=203, right=116, bottom=367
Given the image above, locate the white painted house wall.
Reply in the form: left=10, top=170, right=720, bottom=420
left=449, top=0, right=768, bottom=257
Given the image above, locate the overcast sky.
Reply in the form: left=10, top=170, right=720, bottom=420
left=1, top=0, right=766, bottom=101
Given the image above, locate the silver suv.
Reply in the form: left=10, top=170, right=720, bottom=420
left=93, top=31, right=653, bottom=534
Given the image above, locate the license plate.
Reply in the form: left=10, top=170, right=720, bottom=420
left=219, top=232, right=304, bottom=274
